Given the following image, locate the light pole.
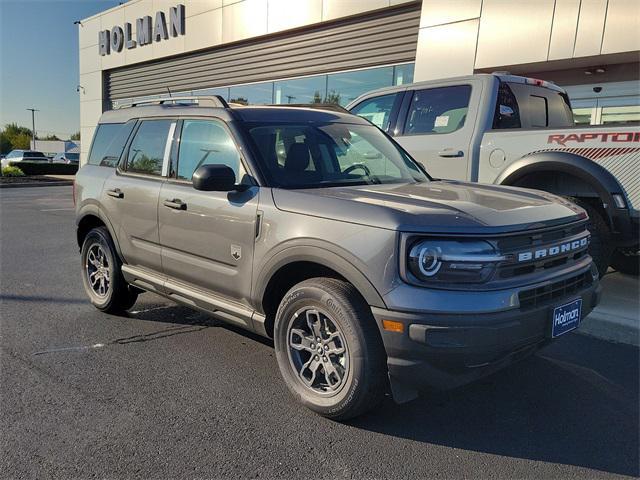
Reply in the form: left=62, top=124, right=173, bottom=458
left=26, top=108, right=39, bottom=150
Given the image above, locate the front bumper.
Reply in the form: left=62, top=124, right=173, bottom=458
left=372, top=263, right=602, bottom=401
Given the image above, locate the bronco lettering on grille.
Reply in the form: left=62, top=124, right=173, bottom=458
left=517, top=236, right=588, bottom=262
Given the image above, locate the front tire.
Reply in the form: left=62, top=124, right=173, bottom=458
left=81, top=226, right=138, bottom=313
left=274, top=278, right=387, bottom=421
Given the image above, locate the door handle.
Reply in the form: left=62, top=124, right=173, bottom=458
left=106, top=188, right=124, bottom=198
left=163, top=198, right=187, bottom=210
left=438, top=149, right=464, bottom=158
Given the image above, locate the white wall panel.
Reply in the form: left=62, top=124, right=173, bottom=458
left=414, top=19, right=479, bottom=81
left=573, top=0, right=608, bottom=57
left=419, top=0, right=481, bottom=28
left=79, top=45, right=101, bottom=74
left=602, top=0, right=640, bottom=54
left=185, top=9, right=223, bottom=51
left=185, top=0, right=224, bottom=17
left=79, top=17, right=101, bottom=49
left=322, top=0, right=389, bottom=21
left=475, top=0, right=555, bottom=68
left=267, top=0, right=322, bottom=34
left=548, top=0, right=581, bottom=60
left=222, top=0, right=268, bottom=43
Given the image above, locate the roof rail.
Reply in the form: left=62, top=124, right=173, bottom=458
left=116, top=95, right=229, bottom=109
left=267, top=103, right=350, bottom=113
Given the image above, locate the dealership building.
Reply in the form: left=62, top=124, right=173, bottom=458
left=78, top=0, right=640, bottom=164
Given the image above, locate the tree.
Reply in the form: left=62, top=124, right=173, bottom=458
left=42, top=134, right=61, bottom=141
left=2, top=123, right=32, bottom=151
left=312, top=91, right=322, bottom=104
left=324, top=90, right=341, bottom=105
left=70, top=131, right=80, bottom=141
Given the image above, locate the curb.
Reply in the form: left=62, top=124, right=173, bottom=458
left=0, top=181, right=73, bottom=189
left=578, top=310, right=639, bottom=346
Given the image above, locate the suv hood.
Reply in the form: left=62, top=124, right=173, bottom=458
left=271, top=180, right=586, bottom=234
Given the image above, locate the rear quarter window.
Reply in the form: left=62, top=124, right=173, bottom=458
left=88, top=122, right=136, bottom=167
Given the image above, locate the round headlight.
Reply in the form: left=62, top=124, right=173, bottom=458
left=418, top=246, right=441, bottom=276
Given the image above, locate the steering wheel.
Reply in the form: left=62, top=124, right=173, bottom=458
left=343, top=163, right=372, bottom=177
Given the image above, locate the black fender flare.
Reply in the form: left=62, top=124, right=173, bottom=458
left=495, top=151, right=626, bottom=227
left=252, top=242, right=387, bottom=312
left=76, top=204, right=124, bottom=260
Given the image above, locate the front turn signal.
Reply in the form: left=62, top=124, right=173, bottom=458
left=382, top=319, right=404, bottom=333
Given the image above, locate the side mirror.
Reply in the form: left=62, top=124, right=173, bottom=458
left=192, top=164, right=237, bottom=191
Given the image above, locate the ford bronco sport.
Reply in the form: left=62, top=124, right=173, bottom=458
left=75, top=96, right=601, bottom=420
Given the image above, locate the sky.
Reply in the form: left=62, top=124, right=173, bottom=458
left=0, top=0, right=122, bottom=139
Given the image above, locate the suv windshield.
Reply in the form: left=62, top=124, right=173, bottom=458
left=247, top=123, right=428, bottom=188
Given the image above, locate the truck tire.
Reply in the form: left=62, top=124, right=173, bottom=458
left=611, top=249, right=639, bottom=276
left=573, top=200, right=613, bottom=277
left=81, top=226, right=139, bottom=313
left=273, top=277, right=387, bottom=420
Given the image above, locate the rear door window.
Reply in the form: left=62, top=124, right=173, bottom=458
left=125, top=120, right=174, bottom=176
left=88, top=122, right=135, bottom=167
left=403, top=85, right=472, bottom=135
left=350, top=93, right=401, bottom=131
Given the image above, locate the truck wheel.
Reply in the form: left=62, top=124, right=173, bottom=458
left=273, top=278, right=387, bottom=420
left=573, top=200, right=613, bottom=277
left=611, top=249, right=639, bottom=276
left=81, top=226, right=138, bottom=313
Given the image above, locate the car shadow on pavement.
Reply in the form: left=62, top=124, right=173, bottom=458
left=348, top=334, right=639, bottom=477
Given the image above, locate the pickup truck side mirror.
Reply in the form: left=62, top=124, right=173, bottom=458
left=192, top=164, right=237, bottom=192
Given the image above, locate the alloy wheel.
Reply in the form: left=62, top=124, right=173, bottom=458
left=86, top=244, right=110, bottom=298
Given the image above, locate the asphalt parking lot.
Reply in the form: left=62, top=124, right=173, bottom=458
left=1, top=186, right=638, bottom=479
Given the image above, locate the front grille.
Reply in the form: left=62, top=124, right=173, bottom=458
left=495, top=222, right=589, bottom=280
left=518, top=271, right=593, bottom=310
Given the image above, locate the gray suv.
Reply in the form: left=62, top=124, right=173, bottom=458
left=75, top=96, right=601, bottom=420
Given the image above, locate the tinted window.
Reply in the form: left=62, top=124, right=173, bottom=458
left=126, top=120, right=173, bottom=175
left=529, top=95, right=548, bottom=127
left=25, top=151, right=46, bottom=158
left=177, top=120, right=242, bottom=181
left=350, top=93, right=400, bottom=131
left=326, top=67, right=394, bottom=106
left=404, top=85, right=471, bottom=135
left=493, top=82, right=521, bottom=129
left=66, top=153, right=79, bottom=160
left=229, top=82, right=273, bottom=105
left=248, top=123, right=428, bottom=188
left=88, top=122, right=135, bottom=167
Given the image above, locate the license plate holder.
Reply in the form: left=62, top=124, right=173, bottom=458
left=551, top=298, right=583, bottom=338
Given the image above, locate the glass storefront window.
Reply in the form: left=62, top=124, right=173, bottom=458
left=601, top=105, right=640, bottom=124
left=394, top=64, right=414, bottom=86
left=572, top=107, right=593, bottom=125
left=229, top=82, right=274, bottom=105
left=326, top=66, right=394, bottom=106
left=193, top=87, right=229, bottom=100
left=274, top=75, right=326, bottom=104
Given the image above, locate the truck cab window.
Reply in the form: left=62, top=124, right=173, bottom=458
left=404, top=85, right=471, bottom=135
left=493, top=82, right=521, bottom=129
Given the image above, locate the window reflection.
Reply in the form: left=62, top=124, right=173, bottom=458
left=274, top=75, right=326, bottom=104
left=229, top=83, right=274, bottom=105
left=193, top=87, right=229, bottom=100
left=394, top=64, right=414, bottom=85
left=326, top=67, right=394, bottom=106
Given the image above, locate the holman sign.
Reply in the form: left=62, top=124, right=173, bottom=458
left=98, top=4, right=185, bottom=56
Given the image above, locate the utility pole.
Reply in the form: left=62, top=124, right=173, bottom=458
left=26, top=108, right=39, bottom=150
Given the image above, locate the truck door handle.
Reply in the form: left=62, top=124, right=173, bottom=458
left=106, top=188, right=124, bottom=198
left=163, top=198, right=187, bottom=210
left=438, top=149, right=464, bottom=158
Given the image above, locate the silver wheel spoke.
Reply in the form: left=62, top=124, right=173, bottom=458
left=289, top=328, right=315, bottom=353
left=322, top=358, right=343, bottom=390
left=305, top=310, right=324, bottom=340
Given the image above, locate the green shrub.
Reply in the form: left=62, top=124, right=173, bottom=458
left=1, top=165, right=25, bottom=177
left=8, top=161, right=78, bottom=176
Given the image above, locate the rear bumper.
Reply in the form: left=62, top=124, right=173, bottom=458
left=372, top=264, right=602, bottom=400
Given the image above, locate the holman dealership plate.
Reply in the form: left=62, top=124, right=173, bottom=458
left=551, top=298, right=583, bottom=338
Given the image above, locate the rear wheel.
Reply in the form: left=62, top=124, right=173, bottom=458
left=81, top=226, right=138, bottom=313
left=573, top=200, right=613, bottom=277
left=273, top=278, right=387, bottom=420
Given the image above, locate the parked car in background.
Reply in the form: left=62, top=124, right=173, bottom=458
left=348, top=73, right=639, bottom=276
left=52, top=152, right=80, bottom=164
left=1, top=149, right=49, bottom=167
